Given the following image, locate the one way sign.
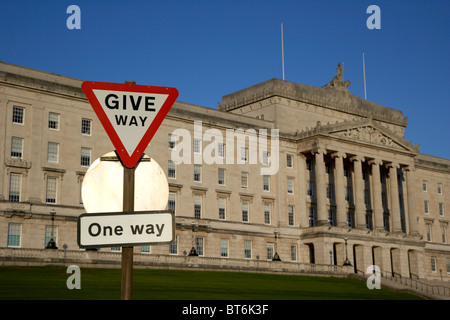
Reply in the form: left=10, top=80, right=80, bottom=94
left=82, top=81, right=178, bottom=168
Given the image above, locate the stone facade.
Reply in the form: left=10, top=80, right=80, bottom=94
left=0, top=62, right=449, bottom=281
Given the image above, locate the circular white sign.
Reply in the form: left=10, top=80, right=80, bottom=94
left=81, top=151, right=169, bottom=213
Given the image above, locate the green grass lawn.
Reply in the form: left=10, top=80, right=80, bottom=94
left=0, top=266, right=423, bottom=300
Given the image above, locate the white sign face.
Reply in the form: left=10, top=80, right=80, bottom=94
left=78, top=211, right=174, bottom=248
left=92, top=89, right=169, bottom=157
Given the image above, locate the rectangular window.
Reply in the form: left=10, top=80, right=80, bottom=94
left=218, top=197, right=226, bottom=220
left=47, top=142, right=59, bottom=163
left=241, top=172, right=248, bottom=188
left=345, top=187, right=351, bottom=202
left=431, top=257, right=436, bottom=272
left=218, top=143, right=225, bottom=158
left=264, top=202, right=271, bottom=225
left=441, top=225, right=447, bottom=244
left=194, top=194, right=202, bottom=219
left=263, top=175, right=270, bottom=191
left=262, top=151, right=269, bottom=166
left=307, top=181, right=314, bottom=197
left=12, top=106, right=24, bottom=124
left=288, top=205, right=294, bottom=226
left=81, top=118, right=92, bottom=135
left=9, top=173, right=21, bottom=202
left=286, top=154, right=293, bottom=168
left=218, top=168, right=225, bottom=185
left=287, top=178, right=294, bottom=194
left=141, top=246, right=150, bottom=253
left=426, top=224, right=432, bottom=242
left=11, top=137, right=23, bottom=158
left=44, top=225, right=58, bottom=248
left=327, top=184, right=333, bottom=200
left=169, top=235, right=178, bottom=255
left=306, top=159, right=312, bottom=171
left=168, top=133, right=177, bottom=149
left=242, top=200, right=249, bottom=222
left=244, top=240, right=252, bottom=259
left=7, top=223, right=21, bottom=247
left=168, top=160, right=176, bottom=179
left=439, top=203, right=444, bottom=217
left=328, top=209, right=336, bottom=226
left=309, top=207, right=316, bottom=227
left=194, top=165, right=202, bottom=182
left=266, top=243, right=274, bottom=260
left=423, top=180, right=428, bottom=192
left=195, top=237, right=204, bottom=256
left=81, top=147, right=91, bottom=167
left=46, top=177, right=57, bottom=204
left=241, top=147, right=248, bottom=162
left=193, top=138, right=201, bottom=153
left=48, top=112, right=59, bottom=130
left=168, top=192, right=176, bottom=214
left=437, top=183, right=443, bottom=195
left=220, top=239, right=229, bottom=258
left=290, top=244, right=297, bottom=261
left=446, top=258, right=450, bottom=274
left=424, top=200, right=429, bottom=214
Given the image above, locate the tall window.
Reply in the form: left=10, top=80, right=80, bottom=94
left=264, top=202, right=271, bottom=225
left=266, top=243, right=274, bottom=260
left=46, top=177, right=57, bottom=204
left=431, top=257, right=436, bottom=272
left=195, top=237, right=204, bottom=256
left=7, top=223, right=22, bottom=247
left=194, top=165, right=202, bottom=182
left=307, top=181, right=314, bottom=197
left=11, top=137, right=23, bottom=158
left=48, top=112, right=60, bottom=130
left=426, top=224, right=432, bottom=242
left=218, top=143, right=225, bottom=158
left=9, top=173, right=21, bottom=202
left=423, top=180, right=428, bottom=192
left=193, top=138, right=201, bottom=153
left=169, top=235, right=178, bottom=255
left=241, top=172, right=248, bottom=188
left=218, top=168, right=225, bottom=185
left=288, top=205, right=294, bottom=226
left=81, top=147, right=91, bottom=167
left=439, top=203, right=444, bottom=217
left=424, top=200, right=429, bottom=214
left=287, top=178, right=294, bottom=194
left=290, top=244, right=297, bottom=261
left=12, top=106, right=24, bottom=124
left=218, top=197, right=226, bottom=220
left=168, top=160, right=176, bottom=179
left=244, top=240, right=252, bottom=259
left=194, top=194, right=202, bottom=219
left=242, top=200, right=249, bottom=222
left=81, top=118, right=92, bottom=135
left=241, top=147, right=248, bottom=162
left=441, top=225, right=447, bottom=244
left=437, top=183, right=443, bottom=195
left=220, top=239, right=229, bottom=258
left=263, top=175, right=270, bottom=191
left=286, top=154, right=293, bottom=168
left=309, top=207, right=316, bottom=227
left=168, top=192, right=176, bottom=214
left=47, top=142, right=59, bottom=163
left=44, top=225, right=58, bottom=248
left=168, top=133, right=177, bottom=149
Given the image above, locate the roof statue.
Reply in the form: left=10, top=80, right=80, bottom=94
left=325, top=63, right=351, bottom=90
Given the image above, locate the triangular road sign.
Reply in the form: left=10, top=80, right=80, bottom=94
left=82, top=81, right=179, bottom=168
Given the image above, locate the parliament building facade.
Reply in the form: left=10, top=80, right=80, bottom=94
left=0, top=61, right=449, bottom=281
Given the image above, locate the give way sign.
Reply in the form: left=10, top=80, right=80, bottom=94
left=81, top=81, right=179, bottom=168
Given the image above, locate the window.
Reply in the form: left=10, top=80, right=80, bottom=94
left=431, top=257, right=436, bottom=273
left=218, top=143, right=225, bottom=158
left=193, top=138, right=201, bottom=153
left=218, top=197, right=226, bottom=220
left=264, top=202, right=271, bottom=225
left=11, top=137, right=23, bottom=158
left=194, top=165, right=202, bottom=182
left=344, top=166, right=349, bottom=178
left=262, top=151, right=269, bottom=166
left=423, top=180, right=428, bottom=192
left=81, top=147, right=91, bottom=167
left=46, top=176, right=57, bottom=204
left=306, top=159, right=312, bottom=171
left=48, top=112, right=59, bottom=130
left=7, top=223, right=21, bottom=247
left=290, top=244, right=297, bottom=261
left=169, top=235, right=178, bottom=255
left=44, top=225, right=58, bottom=248
left=437, top=183, right=443, bottom=195
left=168, top=160, right=176, bottom=179
left=426, top=224, right=432, bottom=242
left=241, top=147, right=248, bottom=162
left=326, top=184, right=333, bottom=200
left=325, top=162, right=331, bottom=174
left=307, top=181, right=314, bottom=197
left=439, top=203, right=444, bottom=217
left=81, top=118, right=92, bottom=135
left=220, top=239, right=229, bottom=258
left=345, top=187, right=351, bottom=202
left=446, top=258, right=450, bottom=274
left=141, top=246, right=150, bottom=253
left=168, top=133, right=177, bottom=149
left=168, top=192, right=176, bottom=213
left=288, top=205, right=294, bottom=226
left=328, top=210, right=336, bottom=226
left=424, top=200, right=429, bottom=214
left=286, top=154, right=293, bottom=168
left=194, top=194, right=202, bottom=219
left=441, top=225, right=447, bottom=244
left=47, top=142, right=59, bottom=163
left=242, top=200, right=249, bottom=222
left=9, top=173, right=21, bottom=202
left=218, top=168, right=225, bottom=185
left=195, top=237, right=204, bottom=256
left=266, top=243, right=274, bottom=260
left=263, top=175, right=270, bottom=191
left=309, top=207, right=316, bottom=227
left=241, top=172, right=248, bottom=188
left=12, top=106, right=24, bottom=124
left=244, top=240, right=252, bottom=259
left=287, top=178, right=294, bottom=194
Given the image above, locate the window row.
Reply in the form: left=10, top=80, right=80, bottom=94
left=10, top=137, right=91, bottom=167
left=425, top=223, right=448, bottom=244
left=424, top=200, right=445, bottom=217
left=430, top=256, right=450, bottom=274
left=12, top=106, right=93, bottom=135
left=6, top=223, right=58, bottom=248
left=422, top=180, right=444, bottom=195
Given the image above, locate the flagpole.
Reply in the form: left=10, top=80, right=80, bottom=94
left=363, top=51, right=367, bottom=99
left=281, top=22, right=285, bottom=81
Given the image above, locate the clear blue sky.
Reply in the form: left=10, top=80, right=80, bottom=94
left=1, top=0, right=449, bottom=159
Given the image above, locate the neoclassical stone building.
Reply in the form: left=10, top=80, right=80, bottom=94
left=0, top=61, right=449, bottom=281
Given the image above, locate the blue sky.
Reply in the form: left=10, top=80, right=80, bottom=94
left=1, top=0, right=449, bottom=159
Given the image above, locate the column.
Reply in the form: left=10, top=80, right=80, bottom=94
left=350, top=155, right=366, bottom=229
left=386, top=162, right=402, bottom=233
left=331, top=152, right=347, bottom=227
left=369, top=159, right=384, bottom=232
left=405, top=165, right=419, bottom=236
left=313, top=148, right=328, bottom=226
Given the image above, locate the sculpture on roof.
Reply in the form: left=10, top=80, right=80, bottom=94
left=325, top=63, right=351, bottom=89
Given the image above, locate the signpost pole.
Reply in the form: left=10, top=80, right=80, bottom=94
left=121, top=80, right=136, bottom=300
